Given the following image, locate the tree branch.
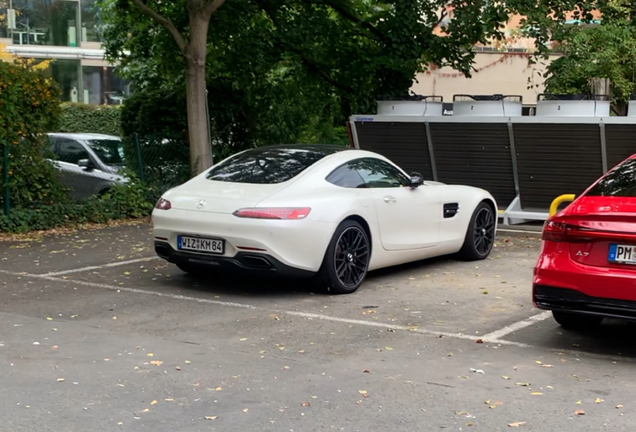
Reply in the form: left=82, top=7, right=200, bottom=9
left=130, top=0, right=188, bottom=53
left=318, top=0, right=386, bottom=41
left=202, top=0, right=227, bottom=16
left=254, top=0, right=355, bottom=94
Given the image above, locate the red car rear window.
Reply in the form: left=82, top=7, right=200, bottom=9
left=585, top=159, right=636, bottom=197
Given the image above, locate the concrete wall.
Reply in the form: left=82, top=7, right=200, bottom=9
left=411, top=52, right=562, bottom=104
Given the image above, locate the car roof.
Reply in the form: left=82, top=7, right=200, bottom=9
left=47, top=132, right=121, bottom=141
left=243, top=144, right=357, bottom=156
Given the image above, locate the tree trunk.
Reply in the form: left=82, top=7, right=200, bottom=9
left=185, top=14, right=213, bottom=175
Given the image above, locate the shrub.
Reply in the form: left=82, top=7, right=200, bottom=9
left=58, top=103, right=122, bottom=136
left=0, top=173, right=155, bottom=233
left=0, top=61, right=65, bottom=209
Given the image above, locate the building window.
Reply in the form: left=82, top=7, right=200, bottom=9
left=83, top=66, right=131, bottom=105
left=80, top=0, right=100, bottom=42
left=0, top=1, right=9, bottom=38
left=8, top=0, right=80, bottom=47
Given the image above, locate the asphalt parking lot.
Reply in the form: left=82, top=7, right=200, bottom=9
left=1, top=223, right=635, bottom=431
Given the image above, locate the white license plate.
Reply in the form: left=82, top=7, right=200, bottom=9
left=608, top=244, right=636, bottom=264
left=178, top=235, right=224, bottom=255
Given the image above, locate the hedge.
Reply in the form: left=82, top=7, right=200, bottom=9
left=58, top=103, right=122, bottom=136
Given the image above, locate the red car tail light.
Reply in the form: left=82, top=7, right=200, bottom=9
left=542, top=220, right=567, bottom=242
left=155, top=198, right=172, bottom=210
left=233, top=207, right=311, bottom=220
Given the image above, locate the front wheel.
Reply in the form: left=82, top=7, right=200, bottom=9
left=459, top=202, right=496, bottom=261
left=552, top=311, right=603, bottom=330
left=318, top=220, right=370, bottom=294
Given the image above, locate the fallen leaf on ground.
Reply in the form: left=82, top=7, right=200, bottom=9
left=363, top=369, right=370, bottom=373
left=362, top=310, right=376, bottom=315
left=385, top=347, right=393, bottom=350
left=300, top=402, right=310, bottom=406
left=531, top=392, right=543, bottom=396
left=239, top=338, right=247, bottom=341
left=243, top=409, right=249, bottom=413
left=150, top=361, right=163, bottom=366
left=147, top=353, right=153, bottom=357
left=165, top=398, right=174, bottom=402
left=215, top=387, right=222, bottom=391
left=502, top=376, right=510, bottom=380
left=52, top=345, right=58, bottom=350
left=184, top=360, right=191, bottom=364
left=476, top=339, right=483, bottom=343
left=508, top=422, right=526, bottom=427
left=57, top=378, right=65, bottom=382
left=204, top=416, right=218, bottom=420
left=541, top=364, right=554, bottom=368
left=46, top=317, right=53, bottom=321
left=595, top=398, right=603, bottom=404
left=489, top=401, right=503, bottom=409
left=616, top=405, right=624, bottom=409
left=576, top=400, right=582, bottom=405
left=359, top=390, right=369, bottom=398
left=175, top=366, right=181, bottom=371
left=283, top=366, right=290, bottom=370
left=574, top=410, right=585, bottom=415
left=112, top=316, right=117, bottom=320
left=117, top=384, right=125, bottom=388
left=515, top=383, right=530, bottom=387
left=150, top=400, right=157, bottom=405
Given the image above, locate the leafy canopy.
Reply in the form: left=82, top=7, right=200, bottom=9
left=99, top=0, right=522, bottom=152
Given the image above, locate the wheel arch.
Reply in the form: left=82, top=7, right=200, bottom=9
left=342, top=214, right=373, bottom=258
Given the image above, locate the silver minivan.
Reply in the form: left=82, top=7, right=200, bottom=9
left=47, top=133, right=127, bottom=200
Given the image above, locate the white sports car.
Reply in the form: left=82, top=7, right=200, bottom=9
left=152, top=144, right=497, bottom=294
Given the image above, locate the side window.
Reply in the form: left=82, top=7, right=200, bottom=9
left=353, top=158, right=410, bottom=188
left=57, top=140, right=90, bottom=165
left=326, top=163, right=367, bottom=188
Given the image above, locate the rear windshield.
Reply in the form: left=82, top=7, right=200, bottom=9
left=586, top=158, right=636, bottom=197
left=206, top=146, right=342, bottom=184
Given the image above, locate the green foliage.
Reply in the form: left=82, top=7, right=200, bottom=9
left=58, top=103, right=122, bottom=136
left=515, top=0, right=636, bottom=113
left=99, top=0, right=518, bottom=155
left=0, top=60, right=65, bottom=209
left=0, top=174, right=154, bottom=233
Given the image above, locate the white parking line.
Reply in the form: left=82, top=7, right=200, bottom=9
left=480, top=311, right=552, bottom=341
left=40, top=256, right=159, bottom=277
left=0, top=268, right=531, bottom=348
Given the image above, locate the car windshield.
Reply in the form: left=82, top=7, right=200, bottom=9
left=586, top=158, right=636, bottom=197
left=206, top=146, right=347, bottom=184
left=86, top=139, right=125, bottom=166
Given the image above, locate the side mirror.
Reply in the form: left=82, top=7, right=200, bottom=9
left=78, top=158, right=94, bottom=171
left=409, top=172, right=424, bottom=188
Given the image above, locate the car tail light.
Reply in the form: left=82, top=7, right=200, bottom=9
left=155, top=197, right=171, bottom=210
left=542, top=220, right=567, bottom=242
left=233, top=207, right=311, bottom=220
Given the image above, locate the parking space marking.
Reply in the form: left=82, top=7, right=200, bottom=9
left=40, top=256, right=160, bottom=277
left=480, top=311, right=552, bottom=341
left=0, top=269, right=531, bottom=348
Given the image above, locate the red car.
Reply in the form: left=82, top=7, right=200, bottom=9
left=533, top=155, right=636, bottom=329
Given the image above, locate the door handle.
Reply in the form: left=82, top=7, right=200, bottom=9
left=383, top=196, right=397, bottom=203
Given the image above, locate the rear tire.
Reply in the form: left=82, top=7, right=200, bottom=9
left=459, top=201, right=496, bottom=261
left=552, top=311, right=603, bottom=330
left=318, top=220, right=370, bottom=294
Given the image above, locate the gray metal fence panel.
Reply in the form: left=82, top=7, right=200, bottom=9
left=354, top=122, right=434, bottom=180
left=428, top=122, right=516, bottom=208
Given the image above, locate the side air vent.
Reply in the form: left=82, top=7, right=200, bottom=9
left=444, top=203, right=459, bottom=218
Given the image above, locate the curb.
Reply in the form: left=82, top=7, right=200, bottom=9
left=496, top=228, right=542, bottom=238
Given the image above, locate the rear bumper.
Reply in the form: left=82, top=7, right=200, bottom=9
left=154, top=241, right=315, bottom=279
left=533, top=285, right=636, bottom=321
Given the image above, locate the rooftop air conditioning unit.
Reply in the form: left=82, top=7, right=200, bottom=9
left=452, top=94, right=522, bottom=116
left=535, top=94, right=610, bottom=117
left=376, top=95, right=444, bottom=116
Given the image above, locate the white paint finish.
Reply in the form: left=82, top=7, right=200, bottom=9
left=154, top=148, right=497, bottom=274
left=480, top=311, right=552, bottom=341
left=41, top=256, right=160, bottom=277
